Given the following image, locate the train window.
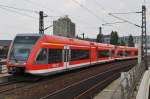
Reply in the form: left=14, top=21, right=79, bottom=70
left=70, top=50, right=90, bottom=61
left=35, top=49, right=48, bottom=64
left=118, top=51, right=124, bottom=56
left=14, top=36, right=39, bottom=44
left=48, top=49, right=63, bottom=63
left=124, top=51, right=130, bottom=56
left=97, top=50, right=110, bottom=58
left=111, top=50, right=115, bottom=56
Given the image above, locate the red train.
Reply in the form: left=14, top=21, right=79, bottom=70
left=6, top=34, right=137, bottom=76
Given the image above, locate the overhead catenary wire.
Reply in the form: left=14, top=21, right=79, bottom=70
left=92, top=0, right=143, bottom=28
left=0, top=6, right=37, bottom=19
left=23, top=0, right=103, bottom=32
left=44, top=25, right=53, bottom=30
left=23, top=0, right=65, bottom=15
left=72, top=0, right=107, bottom=23
left=0, top=3, right=38, bottom=14
left=23, top=0, right=67, bottom=19
left=109, top=13, right=141, bottom=28
left=102, top=21, right=127, bottom=26
left=93, top=0, right=107, bottom=12
left=110, top=12, right=142, bottom=14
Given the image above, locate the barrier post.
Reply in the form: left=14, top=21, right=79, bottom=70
left=0, top=64, right=2, bottom=73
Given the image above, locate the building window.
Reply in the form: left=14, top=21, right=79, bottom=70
left=35, top=48, right=63, bottom=64
left=35, top=49, right=48, bottom=64
left=70, top=49, right=90, bottom=61
left=48, top=49, right=63, bottom=63
left=97, top=50, right=110, bottom=58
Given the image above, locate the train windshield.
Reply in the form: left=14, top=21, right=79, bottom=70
left=10, top=36, right=40, bottom=62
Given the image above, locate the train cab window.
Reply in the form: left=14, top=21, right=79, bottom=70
left=97, top=50, right=110, bottom=58
left=70, top=50, right=90, bottom=61
left=35, top=49, right=48, bottom=64
left=48, top=49, right=63, bottom=63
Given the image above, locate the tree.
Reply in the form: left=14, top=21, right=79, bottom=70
left=128, top=34, right=135, bottom=47
left=120, top=39, right=126, bottom=46
left=110, top=31, right=119, bottom=45
left=96, top=33, right=103, bottom=43
left=76, top=35, right=82, bottom=40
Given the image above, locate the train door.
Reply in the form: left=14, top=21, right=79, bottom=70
left=109, top=49, right=112, bottom=59
left=64, top=45, right=70, bottom=69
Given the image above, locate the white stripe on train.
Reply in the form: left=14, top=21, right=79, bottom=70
left=27, top=57, right=136, bottom=75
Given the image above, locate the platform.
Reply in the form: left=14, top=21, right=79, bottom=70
left=94, top=78, right=120, bottom=99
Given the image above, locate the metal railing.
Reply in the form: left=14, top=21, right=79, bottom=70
left=111, top=62, right=146, bottom=99
left=0, top=61, right=7, bottom=73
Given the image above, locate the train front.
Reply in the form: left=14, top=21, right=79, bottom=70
left=6, top=34, right=40, bottom=75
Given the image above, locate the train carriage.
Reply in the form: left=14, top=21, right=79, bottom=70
left=7, top=34, right=138, bottom=76
left=97, top=43, right=115, bottom=63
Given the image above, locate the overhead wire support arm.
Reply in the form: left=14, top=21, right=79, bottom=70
left=108, top=13, right=141, bottom=28
left=44, top=25, right=53, bottom=31
left=110, top=11, right=142, bottom=14
left=102, top=21, right=126, bottom=26
left=72, top=0, right=107, bottom=23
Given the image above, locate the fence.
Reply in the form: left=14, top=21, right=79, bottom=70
left=111, top=62, right=146, bottom=99
left=0, top=61, right=7, bottom=73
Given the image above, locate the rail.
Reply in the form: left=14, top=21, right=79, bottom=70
left=40, top=60, right=136, bottom=99
left=0, top=59, right=137, bottom=99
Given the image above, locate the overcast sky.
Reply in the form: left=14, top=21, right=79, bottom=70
left=0, top=0, right=150, bottom=40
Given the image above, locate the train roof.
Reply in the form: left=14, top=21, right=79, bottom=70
left=43, top=35, right=91, bottom=46
left=97, top=43, right=115, bottom=47
left=15, top=33, right=137, bottom=49
left=116, top=45, right=137, bottom=50
left=43, top=35, right=116, bottom=48
left=16, top=33, right=42, bottom=37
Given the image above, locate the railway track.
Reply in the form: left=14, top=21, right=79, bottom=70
left=0, top=74, right=43, bottom=96
left=0, top=59, right=137, bottom=99
left=0, top=76, right=24, bottom=87
left=40, top=61, right=135, bottom=99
